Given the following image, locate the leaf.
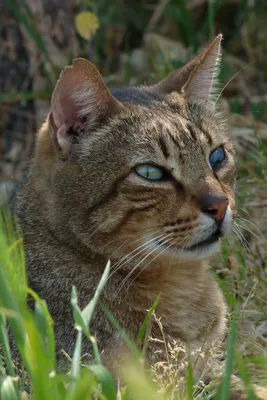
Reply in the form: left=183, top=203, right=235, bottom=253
left=75, top=11, right=100, bottom=41
left=81, top=260, right=111, bottom=327
left=186, top=357, right=194, bottom=400
left=216, top=307, right=238, bottom=400
left=101, top=304, right=141, bottom=359
left=87, top=364, right=117, bottom=400
left=137, top=294, right=160, bottom=346
left=119, top=361, right=160, bottom=400
left=0, top=376, right=18, bottom=400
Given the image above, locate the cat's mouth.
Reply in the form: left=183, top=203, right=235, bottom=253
left=185, top=229, right=223, bottom=251
left=151, top=224, right=228, bottom=260
left=155, top=228, right=223, bottom=253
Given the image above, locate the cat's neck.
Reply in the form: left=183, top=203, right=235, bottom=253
left=107, top=252, right=209, bottom=301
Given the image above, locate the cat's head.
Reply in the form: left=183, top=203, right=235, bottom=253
left=38, top=34, right=236, bottom=265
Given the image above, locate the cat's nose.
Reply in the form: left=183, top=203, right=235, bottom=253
left=198, top=193, right=229, bottom=223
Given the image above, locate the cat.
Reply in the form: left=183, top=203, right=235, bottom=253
left=14, top=34, right=263, bottom=397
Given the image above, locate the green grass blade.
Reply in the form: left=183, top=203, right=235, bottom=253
left=119, top=361, right=160, bottom=400
left=0, top=209, right=27, bottom=305
left=236, top=353, right=257, bottom=400
left=81, top=260, right=111, bottom=326
left=65, top=369, right=99, bottom=400
left=0, top=314, right=17, bottom=379
left=0, top=209, right=63, bottom=399
left=137, top=293, right=160, bottom=346
left=0, top=269, right=27, bottom=367
left=186, top=357, right=194, bottom=400
left=0, top=376, right=18, bottom=400
left=71, top=286, right=102, bottom=365
left=208, top=0, right=215, bottom=39
left=101, top=304, right=141, bottom=358
left=87, top=364, right=117, bottom=400
left=71, top=329, right=83, bottom=381
left=0, top=91, right=52, bottom=104
left=28, top=289, right=56, bottom=371
left=216, top=307, right=237, bottom=400
left=71, top=287, right=90, bottom=336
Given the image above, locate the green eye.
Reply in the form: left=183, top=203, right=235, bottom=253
left=135, top=164, right=165, bottom=181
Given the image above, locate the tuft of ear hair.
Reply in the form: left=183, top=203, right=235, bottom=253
left=151, top=34, right=222, bottom=102
left=49, top=58, right=124, bottom=158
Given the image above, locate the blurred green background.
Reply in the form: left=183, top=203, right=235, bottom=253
left=1, top=0, right=267, bottom=183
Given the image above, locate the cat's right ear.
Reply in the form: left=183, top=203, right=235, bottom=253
left=48, top=58, right=124, bottom=159
left=151, top=34, right=222, bottom=103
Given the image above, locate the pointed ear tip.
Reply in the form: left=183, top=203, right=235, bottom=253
left=72, top=57, right=93, bottom=68
left=213, top=33, right=223, bottom=46
left=54, top=58, right=97, bottom=88
left=205, top=33, right=223, bottom=56
left=215, top=33, right=223, bottom=40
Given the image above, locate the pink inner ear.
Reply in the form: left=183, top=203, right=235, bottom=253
left=53, top=86, right=84, bottom=129
left=49, top=58, right=124, bottom=156
left=56, top=124, right=69, bottom=153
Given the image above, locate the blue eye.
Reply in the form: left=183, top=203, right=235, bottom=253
left=209, top=146, right=226, bottom=169
left=135, top=165, right=165, bottom=181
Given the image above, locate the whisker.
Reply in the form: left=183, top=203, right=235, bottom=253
left=109, top=229, right=161, bottom=266
left=87, top=220, right=110, bottom=240
left=125, top=236, right=185, bottom=293
left=234, top=221, right=261, bottom=241
left=109, top=230, right=163, bottom=268
left=232, top=225, right=252, bottom=255
left=236, top=215, right=264, bottom=238
left=108, top=231, right=167, bottom=279
left=238, top=208, right=262, bottom=229
left=175, top=233, right=192, bottom=267
left=166, top=233, right=190, bottom=273
left=125, top=233, right=192, bottom=294
left=214, top=61, right=256, bottom=105
left=115, top=235, right=173, bottom=295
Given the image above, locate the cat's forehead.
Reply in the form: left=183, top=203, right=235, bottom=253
left=111, top=86, right=224, bottom=141
left=115, top=97, right=226, bottom=153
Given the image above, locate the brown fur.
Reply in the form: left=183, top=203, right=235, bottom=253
left=14, top=36, right=237, bottom=381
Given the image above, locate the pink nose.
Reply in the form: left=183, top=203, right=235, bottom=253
left=198, top=194, right=229, bottom=223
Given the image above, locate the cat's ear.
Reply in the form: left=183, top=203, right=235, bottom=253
left=152, top=34, right=222, bottom=102
left=49, top=58, right=124, bottom=158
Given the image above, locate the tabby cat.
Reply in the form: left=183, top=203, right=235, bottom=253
left=14, top=35, right=234, bottom=378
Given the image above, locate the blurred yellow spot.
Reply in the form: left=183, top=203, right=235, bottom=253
left=75, top=11, right=100, bottom=40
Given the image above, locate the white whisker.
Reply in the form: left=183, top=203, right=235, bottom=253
left=115, top=234, right=173, bottom=295
left=236, top=215, right=263, bottom=238
left=125, top=236, right=184, bottom=293
left=214, top=61, right=255, bottom=105
left=232, top=225, right=252, bottom=255
left=234, top=221, right=261, bottom=241
left=108, top=231, right=166, bottom=279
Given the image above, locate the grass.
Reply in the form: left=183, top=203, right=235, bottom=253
left=0, top=174, right=267, bottom=399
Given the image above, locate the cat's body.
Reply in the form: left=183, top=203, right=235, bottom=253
left=13, top=35, right=234, bottom=375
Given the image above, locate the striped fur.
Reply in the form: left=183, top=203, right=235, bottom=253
left=13, top=35, right=239, bottom=386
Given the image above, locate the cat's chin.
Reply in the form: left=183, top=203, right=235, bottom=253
left=180, top=239, right=221, bottom=261
left=153, top=237, right=221, bottom=262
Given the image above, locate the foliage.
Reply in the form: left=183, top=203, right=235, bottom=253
left=0, top=207, right=267, bottom=399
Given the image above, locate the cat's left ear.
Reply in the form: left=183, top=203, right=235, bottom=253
left=152, top=34, right=222, bottom=102
left=48, top=58, right=124, bottom=158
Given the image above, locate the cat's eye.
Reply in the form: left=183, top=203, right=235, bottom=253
left=135, top=164, right=165, bottom=181
left=209, top=146, right=226, bottom=169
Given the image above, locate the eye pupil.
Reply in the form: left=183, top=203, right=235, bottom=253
left=135, top=164, right=167, bottom=181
